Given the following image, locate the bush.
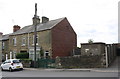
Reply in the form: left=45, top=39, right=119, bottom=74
left=16, top=53, right=29, bottom=59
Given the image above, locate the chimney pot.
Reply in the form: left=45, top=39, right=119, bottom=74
left=32, top=16, right=40, bottom=25
left=42, top=16, right=49, bottom=23
left=13, top=25, right=21, bottom=32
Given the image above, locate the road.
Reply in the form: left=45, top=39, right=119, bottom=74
left=1, top=68, right=118, bottom=77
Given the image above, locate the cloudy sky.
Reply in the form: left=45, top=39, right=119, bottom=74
left=0, top=0, right=119, bottom=47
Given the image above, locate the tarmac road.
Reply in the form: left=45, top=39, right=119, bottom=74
left=1, top=68, right=118, bottom=77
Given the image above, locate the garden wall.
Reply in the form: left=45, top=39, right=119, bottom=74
left=55, top=55, right=106, bottom=68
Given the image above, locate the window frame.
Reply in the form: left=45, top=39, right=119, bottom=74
left=32, top=35, right=38, bottom=45
left=21, top=37, right=26, bottom=46
left=13, top=37, right=17, bottom=46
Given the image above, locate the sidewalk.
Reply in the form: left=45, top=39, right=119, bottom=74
left=24, top=68, right=118, bottom=72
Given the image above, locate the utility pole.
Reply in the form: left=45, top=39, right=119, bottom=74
left=34, top=3, right=37, bottom=68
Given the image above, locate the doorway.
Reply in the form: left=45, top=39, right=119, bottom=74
left=116, top=48, right=120, bottom=56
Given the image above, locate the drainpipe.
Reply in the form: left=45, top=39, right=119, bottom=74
left=6, top=54, right=8, bottom=60
left=10, top=52, right=12, bottom=59
left=28, top=33, right=30, bottom=49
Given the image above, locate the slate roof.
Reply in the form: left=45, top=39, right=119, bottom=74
left=11, top=17, right=65, bottom=35
left=1, top=17, right=66, bottom=40
left=2, top=34, right=11, bottom=40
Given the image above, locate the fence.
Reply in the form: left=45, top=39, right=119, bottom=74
left=37, top=58, right=55, bottom=68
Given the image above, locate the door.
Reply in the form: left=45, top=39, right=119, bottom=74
left=117, top=48, right=120, bottom=56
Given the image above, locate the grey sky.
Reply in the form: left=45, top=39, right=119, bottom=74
left=0, top=0, right=119, bottom=47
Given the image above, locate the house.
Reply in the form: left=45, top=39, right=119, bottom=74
left=0, top=32, right=3, bottom=62
left=2, top=34, right=11, bottom=61
left=2, top=16, right=77, bottom=61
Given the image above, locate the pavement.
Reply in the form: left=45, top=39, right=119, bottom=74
left=24, top=67, right=118, bottom=72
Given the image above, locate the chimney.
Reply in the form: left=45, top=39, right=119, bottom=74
left=13, top=25, right=21, bottom=32
left=32, top=16, right=40, bottom=25
left=0, top=32, right=3, bottom=35
left=42, top=16, right=49, bottom=23
left=0, top=32, right=3, bottom=40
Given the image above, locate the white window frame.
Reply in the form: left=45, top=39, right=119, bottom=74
left=21, top=37, right=26, bottom=46
left=32, top=35, right=38, bottom=45
left=13, top=37, right=16, bottom=46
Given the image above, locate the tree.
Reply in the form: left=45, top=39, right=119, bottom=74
left=88, top=39, right=94, bottom=43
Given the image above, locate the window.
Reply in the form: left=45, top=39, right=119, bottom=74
left=5, top=60, right=11, bottom=63
left=21, top=37, right=26, bottom=46
left=13, top=37, right=16, bottom=46
left=85, top=49, right=89, bottom=52
left=2, top=42, right=5, bottom=49
left=32, top=35, right=38, bottom=45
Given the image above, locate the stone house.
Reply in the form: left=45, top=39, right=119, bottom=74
left=0, top=32, right=3, bottom=62
left=2, top=16, right=77, bottom=61
left=2, top=34, right=10, bottom=61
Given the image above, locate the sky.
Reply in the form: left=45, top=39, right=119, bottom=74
left=0, top=0, right=119, bottom=47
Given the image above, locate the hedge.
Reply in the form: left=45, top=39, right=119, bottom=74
left=16, top=53, right=29, bottom=59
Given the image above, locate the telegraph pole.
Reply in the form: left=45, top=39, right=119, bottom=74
left=34, top=3, right=37, bottom=68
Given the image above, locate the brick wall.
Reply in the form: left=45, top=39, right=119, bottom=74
left=51, top=18, right=77, bottom=58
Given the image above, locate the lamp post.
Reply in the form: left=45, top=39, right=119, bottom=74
left=34, top=3, right=37, bottom=68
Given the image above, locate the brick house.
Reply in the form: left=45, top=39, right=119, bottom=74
left=2, top=16, right=77, bottom=60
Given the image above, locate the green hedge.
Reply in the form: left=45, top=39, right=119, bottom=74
left=16, top=53, right=29, bottom=59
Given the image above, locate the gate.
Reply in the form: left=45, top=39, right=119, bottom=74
left=37, top=58, right=55, bottom=68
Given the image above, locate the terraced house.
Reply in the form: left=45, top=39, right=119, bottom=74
left=2, top=16, right=77, bottom=61
left=0, top=32, right=3, bottom=61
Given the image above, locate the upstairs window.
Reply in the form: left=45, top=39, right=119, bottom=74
left=13, top=37, right=16, bottom=46
left=2, top=42, right=5, bottom=49
left=32, top=35, right=38, bottom=45
left=21, top=37, right=26, bottom=46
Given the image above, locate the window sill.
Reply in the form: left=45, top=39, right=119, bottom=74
left=32, top=43, right=39, bottom=46
left=21, top=44, right=26, bottom=46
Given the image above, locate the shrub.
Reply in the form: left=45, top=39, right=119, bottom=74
left=16, top=53, right=29, bottom=59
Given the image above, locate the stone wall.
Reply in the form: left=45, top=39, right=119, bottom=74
left=56, top=55, right=105, bottom=68
left=81, top=43, right=105, bottom=56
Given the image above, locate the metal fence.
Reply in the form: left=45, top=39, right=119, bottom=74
left=37, top=58, right=55, bottom=68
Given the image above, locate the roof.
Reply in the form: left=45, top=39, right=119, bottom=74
left=2, top=34, right=11, bottom=41
left=11, top=17, right=66, bottom=35
left=81, top=42, right=106, bottom=45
